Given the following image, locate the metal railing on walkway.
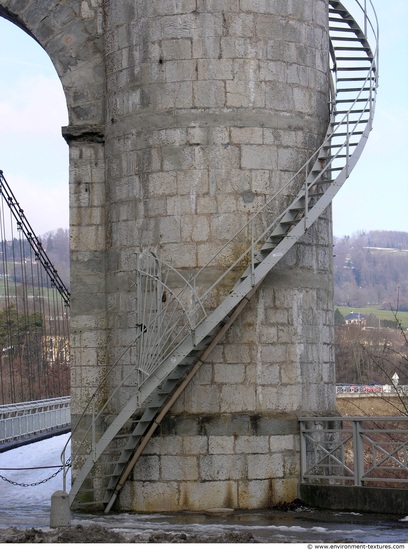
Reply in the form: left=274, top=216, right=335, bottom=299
left=336, top=384, right=408, bottom=396
left=0, top=397, right=71, bottom=444
left=299, top=416, right=408, bottom=487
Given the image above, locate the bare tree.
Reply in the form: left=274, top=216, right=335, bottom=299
left=358, top=305, right=408, bottom=415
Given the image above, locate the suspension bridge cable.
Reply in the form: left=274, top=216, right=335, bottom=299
left=0, top=200, right=8, bottom=404
left=28, top=245, right=43, bottom=398
left=0, top=170, right=70, bottom=404
left=0, top=170, right=70, bottom=307
left=9, top=210, right=25, bottom=402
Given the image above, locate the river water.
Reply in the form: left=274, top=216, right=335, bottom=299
left=0, top=434, right=407, bottom=544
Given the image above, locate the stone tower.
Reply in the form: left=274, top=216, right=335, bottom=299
left=0, top=0, right=336, bottom=511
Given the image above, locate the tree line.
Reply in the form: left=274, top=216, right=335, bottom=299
left=0, top=228, right=70, bottom=403
left=1, top=227, right=407, bottom=399
left=0, top=228, right=69, bottom=290
left=334, top=230, right=408, bottom=311
left=333, top=229, right=408, bottom=389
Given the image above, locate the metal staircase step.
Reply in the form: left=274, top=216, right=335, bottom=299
left=329, top=26, right=359, bottom=32
left=259, top=241, right=278, bottom=251
left=329, top=5, right=349, bottom=13
left=337, top=120, right=369, bottom=127
left=337, top=77, right=374, bottom=82
left=329, top=15, right=353, bottom=21
left=176, top=356, right=197, bottom=367
left=329, top=1, right=347, bottom=7
left=167, top=365, right=192, bottom=379
left=336, top=98, right=370, bottom=104
left=337, top=66, right=372, bottom=71
left=335, top=130, right=363, bottom=137
left=336, top=56, right=371, bottom=62
left=288, top=205, right=305, bottom=213
left=157, top=381, right=182, bottom=394
left=337, top=87, right=371, bottom=92
left=330, top=36, right=366, bottom=42
left=330, top=141, right=359, bottom=148
left=333, top=46, right=370, bottom=51
left=335, top=108, right=367, bottom=114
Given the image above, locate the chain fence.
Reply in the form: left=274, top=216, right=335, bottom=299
left=0, top=458, right=71, bottom=487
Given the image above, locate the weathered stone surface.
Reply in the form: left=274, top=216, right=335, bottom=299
left=0, top=0, right=336, bottom=512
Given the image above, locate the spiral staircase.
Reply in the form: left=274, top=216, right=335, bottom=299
left=66, top=0, right=379, bottom=512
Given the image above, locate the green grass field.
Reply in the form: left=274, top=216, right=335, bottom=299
left=336, top=305, right=408, bottom=330
left=0, top=278, right=65, bottom=309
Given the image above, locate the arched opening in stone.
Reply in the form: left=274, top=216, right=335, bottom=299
left=0, top=16, right=71, bottom=403
left=0, top=16, right=69, bottom=237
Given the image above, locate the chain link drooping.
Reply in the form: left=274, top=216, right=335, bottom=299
left=0, top=458, right=71, bottom=487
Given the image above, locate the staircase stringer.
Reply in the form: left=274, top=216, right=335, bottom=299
left=136, top=110, right=376, bottom=404
left=68, top=395, right=138, bottom=506
left=103, top=282, right=261, bottom=513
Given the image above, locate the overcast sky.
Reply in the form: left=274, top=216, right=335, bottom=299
left=0, top=1, right=407, bottom=238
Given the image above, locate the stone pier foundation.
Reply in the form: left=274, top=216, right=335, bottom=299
left=0, top=0, right=337, bottom=512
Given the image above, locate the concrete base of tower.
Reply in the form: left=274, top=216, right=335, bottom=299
left=114, top=412, right=302, bottom=513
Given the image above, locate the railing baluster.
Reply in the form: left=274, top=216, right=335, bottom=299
left=353, top=419, right=364, bottom=486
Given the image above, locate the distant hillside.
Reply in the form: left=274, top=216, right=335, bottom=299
left=6, top=227, right=406, bottom=311
left=41, top=228, right=70, bottom=289
left=37, top=228, right=408, bottom=310
left=334, top=231, right=408, bottom=311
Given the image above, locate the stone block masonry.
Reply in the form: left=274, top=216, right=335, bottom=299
left=0, top=0, right=337, bottom=512
left=102, top=0, right=335, bottom=511
left=119, top=414, right=300, bottom=512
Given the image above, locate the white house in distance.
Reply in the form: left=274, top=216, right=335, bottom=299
left=344, top=312, right=367, bottom=326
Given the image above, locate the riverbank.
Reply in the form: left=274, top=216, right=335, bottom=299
left=0, top=524, right=258, bottom=544
left=1, top=507, right=407, bottom=544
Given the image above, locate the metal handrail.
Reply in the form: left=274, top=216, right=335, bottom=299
left=0, top=397, right=71, bottom=443
left=336, top=384, right=408, bottom=395
left=0, top=396, right=71, bottom=414
left=300, top=417, right=408, bottom=487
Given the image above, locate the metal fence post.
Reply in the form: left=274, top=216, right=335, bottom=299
left=299, top=420, right=307, bottom=482
left=352, top=419, right=364, bottom=486
left=92, top=412, right=96, bottom=462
